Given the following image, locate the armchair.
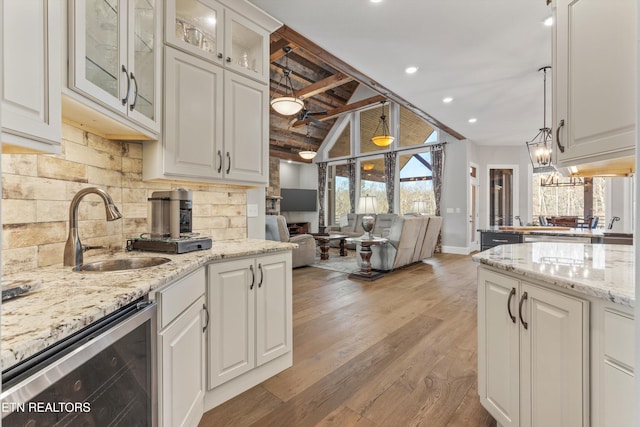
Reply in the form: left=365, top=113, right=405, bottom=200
left=265, top=215, right=315, bottom=268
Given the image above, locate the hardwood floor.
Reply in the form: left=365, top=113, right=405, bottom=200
left=199, top=253, right=496, bottom=427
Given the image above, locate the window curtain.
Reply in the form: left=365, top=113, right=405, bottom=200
left=384, top=152, right=396, bottom=213
left=430, top=143, right=446, bottom=216
left=317, top=162, right=328, bottom=230
left=347, top=158, right=356, bottom=213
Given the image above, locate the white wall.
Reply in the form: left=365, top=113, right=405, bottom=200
left=279, top=161, right=320, bottom=232
left=440, top=138, right=469, bottom=253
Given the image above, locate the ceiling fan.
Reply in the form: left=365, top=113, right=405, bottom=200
left=295, top=103, right=327, bottom=125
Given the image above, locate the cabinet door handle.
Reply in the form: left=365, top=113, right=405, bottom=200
left=121, top=65, right=131, bottom=106
left=226, top=152, right=231, bottom=174
left=249, top=264, right=255, bottom=290
left=507, top=287, right=516, bottom=323
left=258, top=263, right=264, bottom=288
left=556, top=119, right=565, bottom=153
left=226, top=56, right=232, bottom=63
left=217, top=53, right=223, bottom=59
left=519, top=291, right=528, bottom=330
left=202, top=303, right=210, bottom=333
left=129, top=72, right=138, bottom=111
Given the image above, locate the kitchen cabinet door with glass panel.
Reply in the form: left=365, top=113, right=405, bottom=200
left=70, top=0, right=161, bottom=132
left=165, top=0, right=269, bottom=83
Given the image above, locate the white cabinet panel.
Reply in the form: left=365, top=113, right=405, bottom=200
left=2, top=0, right=61, bottom=153
left=163, top=47, right=223, bottom=178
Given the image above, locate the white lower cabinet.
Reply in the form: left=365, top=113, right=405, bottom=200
left=157, top=268, right=207, bottom=427
left=478, top=268, right=588, bottom=427
left=208, top=252, right=292, bottom=389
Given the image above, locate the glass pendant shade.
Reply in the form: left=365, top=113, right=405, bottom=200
left=270, top=97, right=304, bottom=116
left=298, top=150, right=317, bottom=160
left=371, top=101, right=394, bottom=146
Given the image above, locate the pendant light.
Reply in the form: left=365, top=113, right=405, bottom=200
left=525, top=66, right=555, bottom=173
left=298, top=123, right=317, bottom=160
left=270, top=47, right=304, bottom=116
left=371, top=100, right=394, bottom=146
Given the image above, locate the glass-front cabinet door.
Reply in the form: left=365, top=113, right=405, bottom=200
left=165, top=0, right=224, bottom=64
left=70, top=0, right=160, bottom=132
left=127, top=0, right=160, bottom=129
left=224, top=9, right=268, bottom=83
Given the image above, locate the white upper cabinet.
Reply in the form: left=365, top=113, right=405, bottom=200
left=69, top=0, right=161, bottom=135
left=165, top=0, right=270, bottom=83
left=552, top=0, right=636, bottom=172
left=2, top=0, right=62, bottom=153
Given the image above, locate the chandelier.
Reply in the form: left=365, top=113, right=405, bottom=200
left=370, top=100, right=394, bottom=146
left=525, top=66, right=555, bottom=173
left=270, top=47, right=304, bottom=116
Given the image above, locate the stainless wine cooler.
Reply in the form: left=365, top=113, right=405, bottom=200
left=1, top=299, right=157, bottom=426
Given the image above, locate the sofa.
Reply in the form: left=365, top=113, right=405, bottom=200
left=326, top=213, right=397, bottom=248
left=265, top=215, right=316, bottom=268
left=359, top=215, right=443, bottom=271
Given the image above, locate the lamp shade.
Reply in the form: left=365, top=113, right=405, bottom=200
left=371, top=135, right=395, bottom=147
left=412, top=200, right=428, bottom=214
left=298, top=150, right=317, bottom=160
left=270, top=97, right=304, bottom=116
left=357, top=195, right=378, bottom=215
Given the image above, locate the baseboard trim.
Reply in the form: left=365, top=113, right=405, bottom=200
left=441, top=245, right=472, bottom=255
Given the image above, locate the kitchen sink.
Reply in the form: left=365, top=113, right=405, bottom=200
left=74, top=257, right=171, bottom=272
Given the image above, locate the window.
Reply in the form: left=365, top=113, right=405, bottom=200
left=399, top=105, right=436, bottom=148
left=328, top=121, right=350, bottom=159
left=360, top=106, right=388, bottom=154
left=360, top=158, right=387, bottom=213
left=399, top=151, right=436, bottom=214
left=328, top=163, right=350, bottom=224
left=532, top=173, right=605, bottom=222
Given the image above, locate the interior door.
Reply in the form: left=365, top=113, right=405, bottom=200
left=469, top=163, right=479, bottom=251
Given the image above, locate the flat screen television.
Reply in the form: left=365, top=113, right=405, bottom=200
left=280, top=188, right=317, bottom=212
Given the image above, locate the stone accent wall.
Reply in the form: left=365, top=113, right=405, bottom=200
left=2, top=124, right=247, bottom=274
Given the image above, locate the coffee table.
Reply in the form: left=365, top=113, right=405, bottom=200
left=311, top=234, right=348, bottom=260
left=345, top=237, right=388, bottom=281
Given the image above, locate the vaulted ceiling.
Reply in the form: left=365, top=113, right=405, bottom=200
left=268, top=26, right=464, bottom=163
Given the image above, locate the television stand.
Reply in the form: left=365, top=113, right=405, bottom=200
left=287, top=222, right=310, bottom=236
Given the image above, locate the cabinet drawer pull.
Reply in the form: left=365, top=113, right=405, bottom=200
left=217, top=52, right=223, bottom=59
left=226, top=152, right=231, bottom=174
left=121, top=65, right=131, bottom=106
left=226, top=56, right=232, bottom=63
left=217, top=150, right=222, bottom=173
left=556, top=119, right=565, bottom=153
left=492, top=239, right=510, bottom=243
left=258, top=263, right=264, bottom=288
left=507, top=287, right=516, bottom=323
left=129, top=72, right=138, bottom=111
left=249, top=264, right=255, bottom=290
left=203, top=303, right=210, bottom=333
left=519, top=291, right=528, bottom=329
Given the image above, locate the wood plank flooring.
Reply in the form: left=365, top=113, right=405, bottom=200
left=199, top=253, right=496, bottom=427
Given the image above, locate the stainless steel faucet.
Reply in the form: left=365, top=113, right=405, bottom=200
left=63, top=187, right=122, bottom=267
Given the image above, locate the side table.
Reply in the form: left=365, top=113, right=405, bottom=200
left=345, top=237, right=388, bottom=281
left=311, top=234, right=348, bottom=260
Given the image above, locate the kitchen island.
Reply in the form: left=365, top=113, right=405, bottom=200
left=473, top=242, right=634, bottom=427
left=1, top=239, right=296, bottom=370
left=478, top=226, right=606, bottom=251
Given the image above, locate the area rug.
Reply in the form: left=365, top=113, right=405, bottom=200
left=310, top=247, right=360, bottom=274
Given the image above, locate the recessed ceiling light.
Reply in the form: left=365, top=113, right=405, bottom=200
left=405, top=66, right=418, bottom=74
left=543, top=16, right=553, bottom=26
left=442, top=97, right=453, bottom=103
left=370, top=0, right=382, bottom=3
left=468, top=118, right=477, bottom=124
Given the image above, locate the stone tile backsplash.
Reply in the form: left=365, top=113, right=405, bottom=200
left=2, top=124, right=247, bottom=274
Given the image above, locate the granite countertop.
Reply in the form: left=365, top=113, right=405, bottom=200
left=1, top=239, right=296, bottom=370
left=472, top=242, right=634, bottom=307
left=477, top=226, right=604, bottom=238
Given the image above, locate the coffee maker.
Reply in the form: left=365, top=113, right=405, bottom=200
left=148, top=188, right=192, bottom=238
left=126, top=188, right=212, bottom=254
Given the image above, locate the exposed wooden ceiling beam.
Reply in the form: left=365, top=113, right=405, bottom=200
left=275, top=25, right=465, bottom=140
left=296, top=73, right=353, bottom=100
left=270, top=39, right=297, bottom=62
left=290, top=95, right=385, bottom=128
